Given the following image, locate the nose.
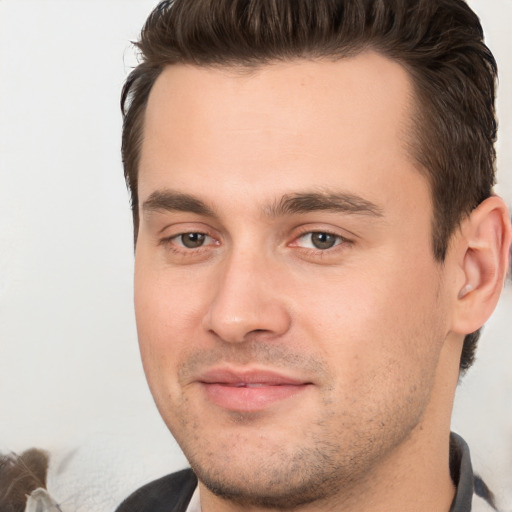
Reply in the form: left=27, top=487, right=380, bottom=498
left=202, top=251, right=291, bottom=343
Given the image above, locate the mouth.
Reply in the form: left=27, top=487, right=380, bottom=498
left=197, top=368, right=312, bottom=412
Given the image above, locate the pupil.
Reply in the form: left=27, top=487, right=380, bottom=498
left=312, top=232, right=336, bottom=249
left=182, top=233, right=205, bottom=248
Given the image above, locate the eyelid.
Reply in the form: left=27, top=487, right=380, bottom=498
left=150, top=215, right=220, bottom=235
left=163, top=233, right=218, bottom=248
left=290, top=225, right=351, bottom=243
left=292, top=232, right=344, bottom=249
left=169, top=232, right=215, bottom=248
left=158, top=224, right=221, bottom=250
left=297, top=231, right=344, bottom=247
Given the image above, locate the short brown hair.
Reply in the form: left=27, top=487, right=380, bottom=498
left=121, top=0, right=498, bottom=372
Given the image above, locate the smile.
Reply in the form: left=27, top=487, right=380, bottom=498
left=197, top=368, right=312, bottom=412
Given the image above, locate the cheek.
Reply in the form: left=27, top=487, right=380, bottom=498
left=295, top=264, right=446, bottom=428
left=135, top=252, right=209, bottom=336
left=292, top=251, right=446, bottom=381
left=133, top=262, right=208, bottom=396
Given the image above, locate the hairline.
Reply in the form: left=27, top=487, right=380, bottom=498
left=130, top=50, right=446, bottom=258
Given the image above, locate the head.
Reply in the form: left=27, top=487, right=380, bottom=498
left=122, top=0, right=499, bottom=373
left=122, top=1, right=511, bottom=509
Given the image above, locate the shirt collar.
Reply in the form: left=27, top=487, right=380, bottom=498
left=449, top=432, right=496, bottom=511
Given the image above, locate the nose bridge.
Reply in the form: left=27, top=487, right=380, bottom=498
left=204, top=245, right=290, bottom=343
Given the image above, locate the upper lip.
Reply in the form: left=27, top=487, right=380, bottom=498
left=198, top=367, right=310, bottom=386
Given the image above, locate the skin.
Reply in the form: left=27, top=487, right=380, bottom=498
left=133, top=53, right=510, bottom=511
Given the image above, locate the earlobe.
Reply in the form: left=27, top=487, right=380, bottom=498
left=452, top=196, right=512, bottom=334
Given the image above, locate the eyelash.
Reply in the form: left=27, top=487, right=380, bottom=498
left=290, top=229, right=349, bottom=253
left=159, top=228, right=350, bottom=258
left=160, top=231, right=218, bottom=253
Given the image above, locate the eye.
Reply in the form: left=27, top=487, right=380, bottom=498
left=295, top=231, right=344, bottom=250
left=172, top=232, right=212, bottom=249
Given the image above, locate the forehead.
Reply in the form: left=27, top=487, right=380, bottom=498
left=139, top=53, right=426, bottom=218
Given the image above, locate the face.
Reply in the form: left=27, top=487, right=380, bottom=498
left=135, top=53, right=454, bottom=508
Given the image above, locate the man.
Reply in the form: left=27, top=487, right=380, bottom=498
left=116, top=0, right=512, bottom=511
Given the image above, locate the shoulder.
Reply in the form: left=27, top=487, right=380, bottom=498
left=115, top=468, right=197, bottom=512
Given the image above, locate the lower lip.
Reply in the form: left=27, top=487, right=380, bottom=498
left=201, top=383, right=308, bottom=412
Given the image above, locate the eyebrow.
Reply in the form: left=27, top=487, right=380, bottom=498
left=142, top=190, right=215, bottom=217
left=141, top=189, right=383, bottom=219
left=267, top=191, right=384, bottom=218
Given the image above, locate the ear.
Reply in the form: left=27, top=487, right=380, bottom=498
left=450, top=196, right=511, bottom=335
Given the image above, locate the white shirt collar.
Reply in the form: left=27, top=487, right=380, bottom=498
left=185, top=485, right=202, bottom=512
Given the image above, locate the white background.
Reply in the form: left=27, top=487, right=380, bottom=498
left=0, top=1, right=511, bottom=511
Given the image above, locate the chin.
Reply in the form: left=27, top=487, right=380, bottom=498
left=192, top=458, right=342, bottom=510
left=182, top=432, right=360, bottom=510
